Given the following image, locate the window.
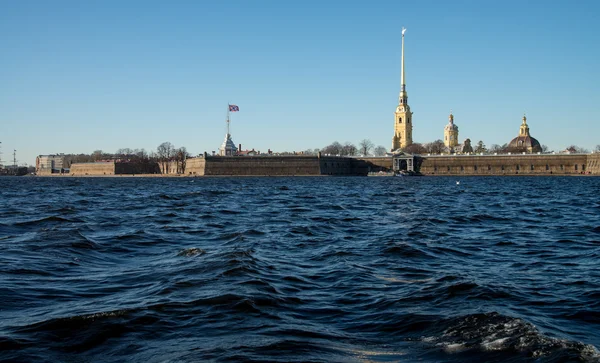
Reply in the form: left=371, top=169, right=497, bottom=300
left=501, top=165, right=505, bottom=170
left=546, top=164, right=549, bottom=170
left=488, top=165, right=491, bottom=171
left=447, top=166, right=450, bottom=171
left=474, top=165, right=478, bottom=171
left=560, top=164, right=564, bottom=170
left=582, top=164, right=586, bottom=171
left=398, top=117, right=402, bottom=124
left=408, top=117, right=410, bottom=124
left=530, top=165, right=534, bottom=170
left=575, top=164, right=578, bottom=171
left=460, top=166, right=464, bottom=171
left=434, top=166, right=438, bottom=171
left=516, top=165, right=520, bottom=171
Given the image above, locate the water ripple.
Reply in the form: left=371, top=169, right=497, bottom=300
left=0, top=176, right=599, bottom=362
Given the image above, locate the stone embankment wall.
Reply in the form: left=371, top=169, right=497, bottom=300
left=419, top=154, right=590, bottom=175
left=36, top=168, right=56, bottom=176
left=70, top=162, right=115, bottom=175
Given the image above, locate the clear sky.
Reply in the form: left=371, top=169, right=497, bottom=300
left=1, top=0, right=599, bottom=165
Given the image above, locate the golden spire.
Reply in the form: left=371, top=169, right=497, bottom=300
left=399, top=27, right=407, bottom=104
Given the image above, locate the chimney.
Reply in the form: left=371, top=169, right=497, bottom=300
left=238, top=144, right=242, bottom=152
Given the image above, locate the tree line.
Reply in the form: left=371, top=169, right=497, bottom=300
left=62, top=142, right=191, bottom=174
left=312, top=139, right=597, bottom=156
left=309, top=139, right=388, bottom=157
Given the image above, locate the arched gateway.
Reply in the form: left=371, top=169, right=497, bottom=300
left=392, top=153, right=414, bottom=172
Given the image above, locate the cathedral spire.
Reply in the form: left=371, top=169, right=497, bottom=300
left=399, top=27, right=407, bottom=103
left=392, top=27, right=413, bottom=151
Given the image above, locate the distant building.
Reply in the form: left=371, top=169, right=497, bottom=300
left=219, top=133, right=238, bottom=156
left=36, top=154, right=66, bottom=174
left=506, top=115, right=542, bottom=154
left=444, top=112, right=459, bottom=150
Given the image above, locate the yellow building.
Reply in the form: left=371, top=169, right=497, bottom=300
left=392, top=27, right=413, bottom=151
left=444, top=112, right=459, bottom=150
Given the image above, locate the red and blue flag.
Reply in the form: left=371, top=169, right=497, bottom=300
left=229, top=104, right=239, bottom=112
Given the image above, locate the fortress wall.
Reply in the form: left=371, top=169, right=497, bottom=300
left=355, top=157, right=393, bottom=172
left=319, top=156, right=366, bottom=175
left=185, top=157, right=206, bottom=175
left=70, top=162, right=115, bottom=175
left=114, top=162, right=161, bottom=175
left=586, top=154, right=600, bottom=174
left=201, top=156, right=366, bottom=176
left=204, top=156, right=322, bottom=176
left=419, top=154, right=589, bottom=175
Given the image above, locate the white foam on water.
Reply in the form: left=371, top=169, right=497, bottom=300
left=422, top=313, right=600, bottom=361
left=441, top=342, right=466, bottom=353
left=482, top=337, right=509, bottom=351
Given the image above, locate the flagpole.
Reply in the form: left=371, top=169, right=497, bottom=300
left=227, top=103, right=230, bottom=135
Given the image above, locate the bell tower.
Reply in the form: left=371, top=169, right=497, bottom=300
left=444, top=111, right=459, bottom=150
left=392, top=27, right=413, bottom=151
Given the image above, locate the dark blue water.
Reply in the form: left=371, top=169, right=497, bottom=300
left=1, top=176, right=599, bottom=362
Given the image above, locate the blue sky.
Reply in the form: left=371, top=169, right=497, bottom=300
left=1, top=0, right=599, bottom=165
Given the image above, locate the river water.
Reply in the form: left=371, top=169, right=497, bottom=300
left=1, top=176, right=599, bottom=362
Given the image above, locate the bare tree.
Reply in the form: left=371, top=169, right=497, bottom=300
left=403, top=143, right=427, bottom=154
left=373, top=145, right=387, bottom=156
left=359, top=139, right=374, bottom=156
left=322, top=141, right=343, bottom=156
left=341, top=142, right=357, bottom=156
left=92, top=150, right=103, bottom=162
left=565, top=145, right=589, bottom=154
left=488, top=144, right=502, bottom=154
left=425, top=140, right=445, bottom=154
left=175, top=147, right=190, bottom=174
left=595, top=145, right=600, bottom=153
left=157, top=142, right=175, bottom=173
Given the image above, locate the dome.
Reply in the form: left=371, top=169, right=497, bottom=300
left=506, top=115, right=542, bottom=153
left=507, top=135, right=542, bottom=153
left=444, top=113, right=458, bottom=131
left=444, top=123, right=458, bottom=131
